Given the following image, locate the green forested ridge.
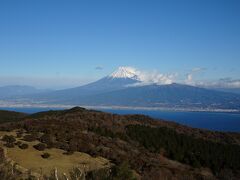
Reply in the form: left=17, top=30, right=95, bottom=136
left=0, top=110, right=26, bottom=123
left=126, top=125, right=240, bottom=173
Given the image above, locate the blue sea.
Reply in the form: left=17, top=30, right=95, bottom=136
left=1, top=107, right=240, bottom=133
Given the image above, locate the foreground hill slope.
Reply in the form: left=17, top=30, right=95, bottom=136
left=0, top=107, right=240, bottom=179
left=0, top=110, right=27, bottom=123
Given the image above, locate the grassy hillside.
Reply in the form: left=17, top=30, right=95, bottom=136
left=0, top=107, right=239, bottom=179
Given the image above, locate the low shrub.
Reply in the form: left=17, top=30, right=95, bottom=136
left=63, top=151, right=74, bottom=155
left=86, top=162, right=136, bottom=180
left=111, top=162, right=136, bottom=180
left=14, top=141, right=22, bottom=146
left=23, top=134, right=36, bottom=142
left=41, top=153, right=50, bottom=159
left=16, top=133, right=23, bottom=138
left=19, top=143, right=29, bottom=149
left=2, top=135, right=16, bottom=143
left=33, top=143, right=46, bottom=151
left=40, top=134, right=54, bottom=144
left=86, top=168, right=112, bottom=180
left=4, top=143, right=14, bottom=148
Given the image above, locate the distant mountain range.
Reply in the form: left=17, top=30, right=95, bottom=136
left=0, top=85, right=51, bottom=99
left=1, top=67, right=240, bottom=111
left=68, top=83, right=240, bottom=109
left=209, top=88, right=240, bottom=95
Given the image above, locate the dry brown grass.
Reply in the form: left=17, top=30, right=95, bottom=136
left=0, top=130, right=111, bottom=176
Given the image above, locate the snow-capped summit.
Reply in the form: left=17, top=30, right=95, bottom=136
left=109, top=66, right=140, bottom=80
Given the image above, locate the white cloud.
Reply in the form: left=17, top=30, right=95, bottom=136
left=183, top=67, right=240, bottom=89
left=130, top=68, right=177, bottom=86
left=199, top=78, right=240, bottom=89
left=187, top=74, right=193, bottom=81
left=184, top=67, right=206, bottom=85
left=126, top=67, right=240, bottom=90
left=140, top=71, right=176, bottom=85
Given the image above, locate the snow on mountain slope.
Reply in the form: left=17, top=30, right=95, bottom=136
left=108, top=67, right=140, bottom=80
left=108, top=66, right=175, bottom=86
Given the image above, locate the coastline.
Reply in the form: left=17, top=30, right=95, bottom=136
left=0, top=102, right=239, bottom=113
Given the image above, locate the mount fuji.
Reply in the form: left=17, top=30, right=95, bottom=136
left=64, top=66, right=141, bottom=95
left=5, top=67, right=240, bottom=111
left=22, top=67, right=141, bottom=103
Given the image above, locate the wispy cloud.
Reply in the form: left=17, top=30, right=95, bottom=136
left=191, top=67, right=206, bottom=72
left=183, top=67, right=240, bottom=89
left=198, top=78, right=240, bottom=89
left=95, top=66, right=104, bottom=70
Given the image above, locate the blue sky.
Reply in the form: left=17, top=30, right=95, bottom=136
left=0, top=0, right=240, bottom=89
